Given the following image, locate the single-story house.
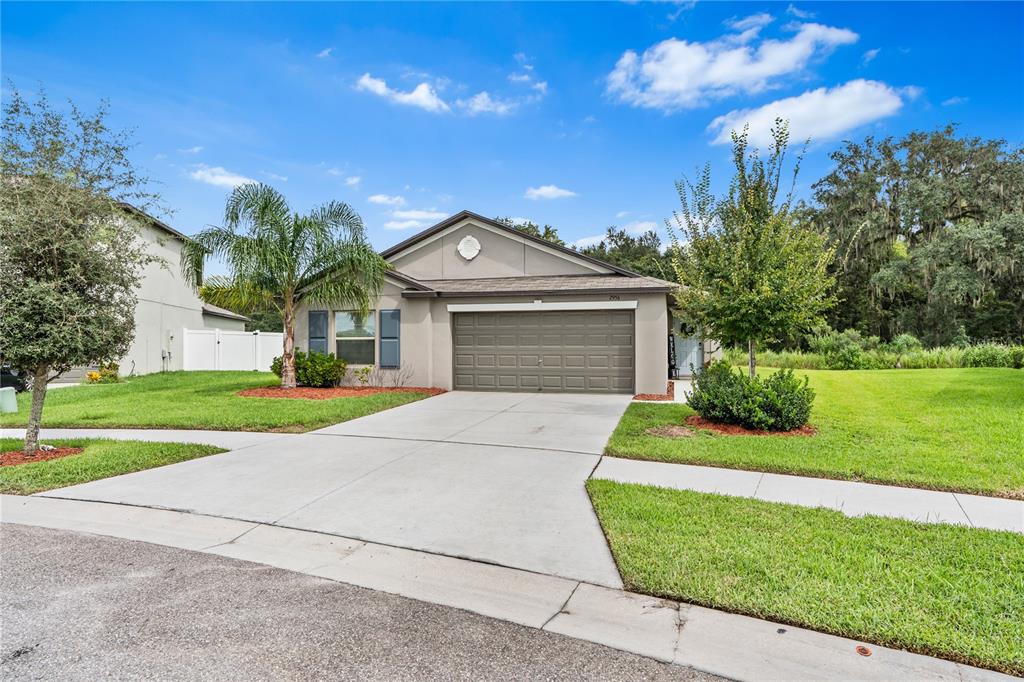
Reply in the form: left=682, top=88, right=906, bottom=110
left=60, top=206, right=249, bottom=382
left=297, top=211, right=713, bottom=395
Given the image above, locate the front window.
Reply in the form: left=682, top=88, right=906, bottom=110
left=336, top=310, right=375, bottom=365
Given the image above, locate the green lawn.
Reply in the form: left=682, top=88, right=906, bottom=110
left=609, top=368, right=1024, bottom=498
left=587, top=480, right=1024, bottom=675
left=0, top=438, right=225, bottom=495
left=1, top=371, right=434, bottom=432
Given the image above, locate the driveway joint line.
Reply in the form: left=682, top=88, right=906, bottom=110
left=198, top=522, right=266, bottom=552
left=305, top=431, right=602, bottom=457
left=751, top=472, right=766, bottom=498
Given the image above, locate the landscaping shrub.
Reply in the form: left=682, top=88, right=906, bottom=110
left=271, top=351, right=347, bottom=387
left=960, top=343, right=1011, bottom=368
left=86, top=362, right=120, bottom=384
left=1010, top=346, right=1024, bottom=369
left=688, top=361, right=814, bottom=431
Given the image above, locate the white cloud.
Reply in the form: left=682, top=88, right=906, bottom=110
left=153, top=153, right=167, bottom=161
left=785, top=4, right=814, bottom=19
left=508, top=216, right=534, bottom=226
left=457, top=91, right=517, bottom=116
left=261, top=171, right=288, bottom=182
left=189, top=164, right=256, bottom=188
left=725, top=12, right=774, bottom=35
left=607, top=20, right=858, bottom=110
left=942, top=96, right=968, bottom=106
left=572, top=234, right=606, bottom=249
left=384, top=219, right=427, bottom=230
left=862, top=48, right=880, bottom=65
left=368, top=194, right=406, bottom=206
left=524, top=185, right=577, bottom=200
left=623, top=220, right=658, bottom=234
left=615, top=211, right=630, bottom=219
left=391, top=209, right=447, bottom=221
left=532, top=81, right=549, bottom=94
left=356, top=73, right=450, bottom=113
left=708, top=79, right=906, bottom=146
left=344, top=175, right=361, bottom=187
left=316, top=47, right=334, bottom=59
left=178, top=146, right=203, bottom=155
left=508, top=72, right=532, bottom=83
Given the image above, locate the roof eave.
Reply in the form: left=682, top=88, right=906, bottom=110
left=400, top=286, right=672, bottom=299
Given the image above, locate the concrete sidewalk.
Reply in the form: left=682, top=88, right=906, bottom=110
left=1, top=495, right=1012, bottom=682
left=0, top=427, right=293, bottom=450
left=593, top=457, right=1023, bottom=533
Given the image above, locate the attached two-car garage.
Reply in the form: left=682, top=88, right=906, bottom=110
left=452, top=310, right=636, bottom=393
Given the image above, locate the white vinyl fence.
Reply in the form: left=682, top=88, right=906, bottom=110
left=183, top=328, right=284, bottom=372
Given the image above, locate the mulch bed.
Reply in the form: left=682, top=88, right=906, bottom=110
left=684, top=415, right=817, bottom=437
left=1, top=447, right=84, bottom=467
left=238, top=386, right=446, bottom=400
left=634, top=382, right=675, bottom=401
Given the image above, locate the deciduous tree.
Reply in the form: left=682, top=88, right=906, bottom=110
left=670, top=120, right=836, bottom=378
left=0, top=87, right=157, bottom=456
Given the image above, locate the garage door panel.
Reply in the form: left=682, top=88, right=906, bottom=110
left=452, top=310, right=635, bottom=394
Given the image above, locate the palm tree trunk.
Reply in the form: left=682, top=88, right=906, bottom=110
left=23, top=365, right=50, bottom=457
left=747, top=339, right=757, bottom=380
left=281, top=302, right=297, bottom=389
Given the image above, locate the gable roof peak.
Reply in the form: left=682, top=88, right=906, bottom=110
left=380, top=209, right=643, bottom=278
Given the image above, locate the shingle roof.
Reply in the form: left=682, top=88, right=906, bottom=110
left=202, top=303, right=251, bottom=322
left=397, top=274, right=674, bottom=298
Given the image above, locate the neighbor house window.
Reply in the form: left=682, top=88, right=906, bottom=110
left=336, top=310, right=375, bottom=365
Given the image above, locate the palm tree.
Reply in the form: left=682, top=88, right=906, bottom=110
left=182, top=183, right=389, bottom=388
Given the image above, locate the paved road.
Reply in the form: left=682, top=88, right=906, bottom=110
left=1, top=525, right=719, bottom=681
left=40, top=391, right=632, bottom=587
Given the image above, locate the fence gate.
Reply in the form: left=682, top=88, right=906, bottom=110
left=183, top=328, right=284, bottom=371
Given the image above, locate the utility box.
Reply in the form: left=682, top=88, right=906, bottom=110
left=0, top=386, right=17, bottom=414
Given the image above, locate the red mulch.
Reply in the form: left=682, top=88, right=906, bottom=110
left=634, top=381, right=675, bottom=401
left=1, top=447, right=84, bottom=467
left=238, top=386, right=446, bottom=400
left=684, top=415, right=817, bottom=437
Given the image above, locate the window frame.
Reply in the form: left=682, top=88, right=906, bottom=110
left=335, top=310, right=377, bottom=366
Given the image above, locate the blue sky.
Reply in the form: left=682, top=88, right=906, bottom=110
left=4, top=1, right=1023, bottom=253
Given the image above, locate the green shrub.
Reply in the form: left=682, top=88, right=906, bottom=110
left=960, top=343, right=1011, bottom=368
left=271, top=350, right=347, bottom=387
left=688, top=361, right=814, bottom=431
left=1010, top=346, right=1024, bottom=369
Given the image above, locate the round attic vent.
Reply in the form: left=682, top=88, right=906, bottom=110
left=457, top=235, right=481, bottom=261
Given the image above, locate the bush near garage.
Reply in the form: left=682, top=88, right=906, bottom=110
left=271, top=351, right=347, bottom=388
left=688, top=361, right=815, bottom=431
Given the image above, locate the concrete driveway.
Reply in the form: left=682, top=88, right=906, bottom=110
left=41, top=391, right=632, bottom=587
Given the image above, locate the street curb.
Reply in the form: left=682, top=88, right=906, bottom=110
left=0, top=495, right=1013, bottom=682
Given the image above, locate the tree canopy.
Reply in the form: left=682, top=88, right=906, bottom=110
left=578, top=226, right=675, bottom=280
left=670, top=120, right=836, bottom=377
left=182, top=183, right=389, bottom=388
left=807, top=125, right=1024, bottom=344
left=493, top=216, right=565, bottom=246
left=0, top=87, right=157, bottom=455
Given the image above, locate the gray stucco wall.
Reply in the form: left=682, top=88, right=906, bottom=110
left=389, top=220, right=609, bottom=280
left=296, top=287, right=670, bottom=394
left=119, top=221, right=245, bottom=375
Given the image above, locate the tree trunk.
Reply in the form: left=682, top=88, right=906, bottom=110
left=747, top=339, right=757, bottom=380
left=281, top=301, right=296, bottom=389
left=23, top=365, right=50, bottom=457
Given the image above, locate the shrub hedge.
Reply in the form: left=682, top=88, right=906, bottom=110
left=270, top=350, right=348, bottom=387
left=688, top=361, right=814, bottom=431
left=724, top=343, right=1024, bottom=370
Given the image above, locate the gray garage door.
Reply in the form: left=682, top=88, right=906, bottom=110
left=452, top=310, right=635, bottom=393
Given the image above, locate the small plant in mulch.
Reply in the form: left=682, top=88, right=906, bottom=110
left=1, top=445, right=84, bottom=467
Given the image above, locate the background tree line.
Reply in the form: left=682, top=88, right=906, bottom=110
left=505, top=125, right=1023, bottom=347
